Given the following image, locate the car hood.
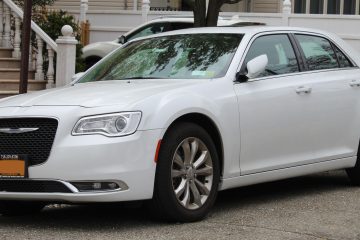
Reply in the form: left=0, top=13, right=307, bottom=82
left=0, top=80, right=201, bottom=108
left=82, top=41, right=121, bottom=58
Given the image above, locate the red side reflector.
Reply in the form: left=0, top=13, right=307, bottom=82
left=154, top=140, right=162, bottom=163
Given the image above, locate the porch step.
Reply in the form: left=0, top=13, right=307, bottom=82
left=0, top=48, right=13, bottom=58
left=0, top=58, right=21, bottom=68
left=0, top=79, right=47, bottom=92
left=0, top=68, right=35, bottom=80
left=0, top=90, right=19, bottom=99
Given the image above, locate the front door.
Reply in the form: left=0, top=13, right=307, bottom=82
left=234, top=32, right=360, bottom=175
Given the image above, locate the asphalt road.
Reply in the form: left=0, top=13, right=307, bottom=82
left=0, top=170, right=360, bottom=240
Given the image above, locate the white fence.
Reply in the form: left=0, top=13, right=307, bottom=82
left=67, top=8, right=360, bottom=53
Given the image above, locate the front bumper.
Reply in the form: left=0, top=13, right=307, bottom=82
left=0, top=107, right=162, bottom=203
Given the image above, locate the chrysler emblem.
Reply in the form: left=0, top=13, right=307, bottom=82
left=0, top=128, right=39, bottom=134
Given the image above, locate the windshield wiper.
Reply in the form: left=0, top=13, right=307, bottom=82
left=120, top=76, right=166, bottom=80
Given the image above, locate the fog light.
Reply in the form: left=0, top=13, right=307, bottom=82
left=71, top=181, right=121, bottom=192
left=93, top=182, right=102, bottom=190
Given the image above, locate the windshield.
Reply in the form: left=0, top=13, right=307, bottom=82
left=78, top=34, right=243, bottom=82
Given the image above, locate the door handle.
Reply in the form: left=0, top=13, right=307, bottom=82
left=295, top=86, right=312, bottom=94
left=349, top=80, right=360, bottom=87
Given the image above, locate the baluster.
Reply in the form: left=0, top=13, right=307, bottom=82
left=3, top=4, right=10, bottom=48
left=28, top=43, right=32, bottom=70
left=35, top=35, right=44, bottom=81
left=142, top=0, right=150, bottom=23
left=12, top=14, right=21, bottom=58
left=0, top=2, right=4, bottom=47
left=32, top=51, right=36, bottom=71
left=282, top=0, right=291, bottom=14
left=46, top=45, right=55, bottom=89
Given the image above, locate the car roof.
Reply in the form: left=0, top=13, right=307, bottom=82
left=139, top=26, right=332, bottom=38
left=146, top=16, right=263, bottom=26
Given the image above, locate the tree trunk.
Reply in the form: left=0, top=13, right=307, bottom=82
left=192, top=0, right=243, bottom=27
left=193, top=0, right=206, bottom=27
left=206, top=0, right=223, bottom=26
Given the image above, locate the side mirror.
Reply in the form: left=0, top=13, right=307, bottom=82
left=246, top=54, right=268, bottom=79
left=119, top=35, right=126, bottom=44
left=71, top=72, right=85, bottom=83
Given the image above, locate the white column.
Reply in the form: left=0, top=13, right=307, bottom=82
left=46, top=45, right=55, bottom=89
left=282, top=0, right=291, bottom=14
left=142, top=0, right=150, bottom=23
left=340, top=0, right=344, bottom=14
left=80, top=0, right=88, bottom=22
left=55, top=25, right=78, bottom=87
left=323, top=0, right=328, bottom=14
left=35, top=35, right=44, bottom=81
left=0, top=2, right=3, bottom=47
left=12, top=15, right=21, bottom=58
left=3, top=4, right=10, bottom=47
left=305, top=0, right=310, bottom=13
left=356, top=0, right=360, bottom=15
left=133, top=0, right=138, bottom=10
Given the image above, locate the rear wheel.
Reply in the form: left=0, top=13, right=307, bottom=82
left=0, top=201, right=46, bottom=216
left=346, top=143, right=360, bottom=185
left=151, top=122, right=220, bottom=222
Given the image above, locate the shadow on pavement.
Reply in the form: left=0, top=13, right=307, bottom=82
left=0, top=170, right=354, bottom=230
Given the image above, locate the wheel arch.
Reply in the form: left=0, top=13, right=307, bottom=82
left=161, top=112, right=224, bottom=176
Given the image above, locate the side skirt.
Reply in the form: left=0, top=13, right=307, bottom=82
left=219, top=156, right=356, bottom=191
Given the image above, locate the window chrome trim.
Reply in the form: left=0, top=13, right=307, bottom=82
left=234, top=66, right=360, bottom=84
left=235, top=30, right=359, bottom=83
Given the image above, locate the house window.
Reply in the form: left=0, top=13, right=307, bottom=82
left=293, top=0, right=359, bottom=15
left=327, top=0, right=340, bottom=14
left=310, top=0, right=324, bottom=14
left=343, top=0, right=356, bottom=14
left=294, top=0, right=306, bottom=13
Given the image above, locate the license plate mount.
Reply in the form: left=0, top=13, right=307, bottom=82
left=0, top=154, right=28, bottom=179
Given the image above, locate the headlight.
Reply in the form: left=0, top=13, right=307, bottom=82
left=72, top=112, right=142, bottom=137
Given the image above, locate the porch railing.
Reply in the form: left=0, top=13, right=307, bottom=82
left=0, top=0, right=57, bottom=88
left=0, top=0, right=78, bottom=89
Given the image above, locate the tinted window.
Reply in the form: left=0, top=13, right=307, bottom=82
left=242, top=34, right=299, bottom=77
left=334, top=46, right=353, bottom=68
left=126, top=23, right=168, bottom=42
left=79, top=34, right=243, bottom=82
left=295, top=35, right=338, bottom=71
left=170, top=22, right=194, bottom=31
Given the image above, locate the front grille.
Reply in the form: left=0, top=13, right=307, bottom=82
left=0, top=118, right=58, bottom=166
left=0, top=180, right=73, bottom=193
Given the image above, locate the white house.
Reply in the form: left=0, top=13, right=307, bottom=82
left=52, top=0, right=360, bottom=15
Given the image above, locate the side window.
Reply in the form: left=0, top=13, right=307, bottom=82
left=126, top=23, right=167, bottom=42
left=242, top=34, right=299, bottom=78
left=170, top=22, right=194, bottom=31
left=334, top=46, right=353, bottom=68
left=295, top=34, right=338, bottom=71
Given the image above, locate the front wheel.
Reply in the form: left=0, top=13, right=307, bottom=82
left=150, top=122, right=220, bottom=222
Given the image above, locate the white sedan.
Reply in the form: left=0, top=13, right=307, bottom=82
left=1, top=26, right=360, bottom=222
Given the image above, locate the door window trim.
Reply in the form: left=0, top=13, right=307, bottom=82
left=235, top=30, right=359, bottom=83
left=293, top=33, right=354, bottom=71
left=236, top=32, right=303, bottom=81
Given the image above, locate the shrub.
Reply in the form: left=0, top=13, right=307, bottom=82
left=36, top=10, right=86, bottom=73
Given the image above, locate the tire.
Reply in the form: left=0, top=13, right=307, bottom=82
left=150, top=122, right=220, bottom=222
left=0, top=201, right=46, bottom=217
left=346, top=157, right=360, bottom=186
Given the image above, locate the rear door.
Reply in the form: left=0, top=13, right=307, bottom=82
left=234, top=32, right=360, bottom=175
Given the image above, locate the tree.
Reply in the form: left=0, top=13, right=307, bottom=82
left=191, top=0, right=243, bottom=27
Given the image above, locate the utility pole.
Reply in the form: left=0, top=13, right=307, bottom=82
left=19, top=0, right=33, bottom=94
